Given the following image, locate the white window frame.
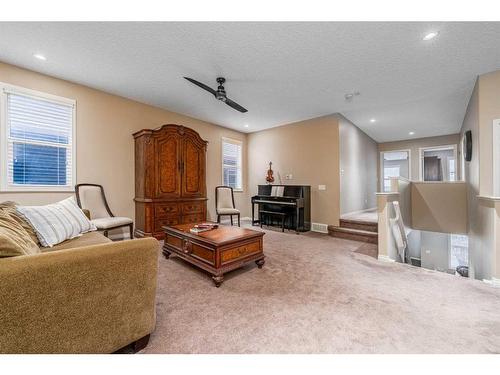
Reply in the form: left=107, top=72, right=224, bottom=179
left=418, top=144, right=457, bottom=182
left=0, top=82, right=77, bottom=192
left=221, top=137, right=243, bottom=192
left=379, top=149, right=411, bottom=191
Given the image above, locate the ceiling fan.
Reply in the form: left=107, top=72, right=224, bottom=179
left=183, top=77, right=248, bottom=113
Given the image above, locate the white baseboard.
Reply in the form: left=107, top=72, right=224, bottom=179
left=241, top=216, right=252, bottom=221
left=378, top=254, right=395, bottom=262
left=483, top=278, right=500, bottom=287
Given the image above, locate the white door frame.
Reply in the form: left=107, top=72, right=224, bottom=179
left=418, top=144, right=458, bottom=181
left=379, top=149, right=412, bottom=191
left=494, top=119, right=500, bottom=196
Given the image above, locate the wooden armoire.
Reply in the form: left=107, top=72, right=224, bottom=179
left=133, top=124, right=208, bottom=239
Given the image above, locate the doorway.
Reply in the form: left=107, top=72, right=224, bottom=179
left=380, top=150, right=410, bottom=192
left=419, top=145, right=457, bottom=182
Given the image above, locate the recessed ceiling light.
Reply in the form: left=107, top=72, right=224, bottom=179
left=244, top=124, right=249, bottom=128
left=33, top=53, right=47, bottom=61
left=423, top=31, right=439, bottom=41
left=370, top=119, right=376, bottom=123
left=409, top=131, right=415, bottom=135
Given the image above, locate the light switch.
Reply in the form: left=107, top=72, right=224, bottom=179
left=318, top=185, right=326, bottom=191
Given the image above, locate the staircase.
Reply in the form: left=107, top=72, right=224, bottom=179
left=328, top=219, right=378, bottom=244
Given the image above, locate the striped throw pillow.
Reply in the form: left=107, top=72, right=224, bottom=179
left=16, top=197, right=97, bottom=247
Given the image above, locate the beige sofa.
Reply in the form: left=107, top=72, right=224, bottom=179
left=0, top=227, right=159, bottom=353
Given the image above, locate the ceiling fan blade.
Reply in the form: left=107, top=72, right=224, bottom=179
left=225, top=98, right=248, bottom=113
left=183, top=77, right=216, bottom=96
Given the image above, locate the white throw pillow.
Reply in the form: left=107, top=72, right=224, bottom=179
left=16, top=197, right=97, bottom=247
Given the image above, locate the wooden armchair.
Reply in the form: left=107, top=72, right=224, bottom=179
left=75, top=183, right=133, bottom=239
left=215, top=186, right=240, bottom=226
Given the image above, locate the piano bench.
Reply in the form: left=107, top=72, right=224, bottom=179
left=259, top=210, right=288, bottom=232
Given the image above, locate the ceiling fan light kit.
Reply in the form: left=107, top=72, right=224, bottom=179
left=184, top=76, right=248, bottom=113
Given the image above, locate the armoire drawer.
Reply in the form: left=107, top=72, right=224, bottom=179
left=155, top=203, right=179, bottom=218
left=182, top=213, right=206, bottom=224
left=182, top=202, right=205, bottom=214
left=155, top=216, right=180, bottom=231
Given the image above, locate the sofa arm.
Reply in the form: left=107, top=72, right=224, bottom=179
left=0, top=238, right=159, bottom=353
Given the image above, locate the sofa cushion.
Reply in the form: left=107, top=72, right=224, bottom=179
left=0, top=210, right=40, bottom=257
left=43, top=231, right=112, bottom=252
left=17, top=197, right=97, bottom=247
left=0, top=201, right=40, bottom=246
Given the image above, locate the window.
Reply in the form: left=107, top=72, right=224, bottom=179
left=0, top=83, right=76, bottom=192
left=221, top=137, right=242, bottom=191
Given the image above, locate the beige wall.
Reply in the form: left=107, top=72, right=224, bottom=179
left=411, top=182, right=467, bottom=235
left=338, top=114, right=378, bottom=214
left=378, top=134, right=461, bottom=186
left=247, top=115, right=340, bottom=226
left=0, top=62, right=248, bottom=230
left=461, top=71, right=500, bottom=281
left=478, top=70, right=500, bottom=196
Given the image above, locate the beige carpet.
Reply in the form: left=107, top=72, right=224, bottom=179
left=143, top=224, right=500, bottom=354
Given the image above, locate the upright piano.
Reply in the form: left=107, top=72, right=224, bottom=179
left=251, top=185, right=311, bottom=232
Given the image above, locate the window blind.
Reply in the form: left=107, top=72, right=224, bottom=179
left=222, top=139, right=242, bottom=190
left=5, top=91, right=74, bottom=188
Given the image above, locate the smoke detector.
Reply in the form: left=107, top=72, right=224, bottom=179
left=344, top=91, right=360, bottom=102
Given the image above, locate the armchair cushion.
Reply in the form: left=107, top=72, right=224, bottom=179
left=92, top=216, right=133, bottom=230
left=217, top=208, right=240, bottom=215
left=216, top=187, right=234, bottom=210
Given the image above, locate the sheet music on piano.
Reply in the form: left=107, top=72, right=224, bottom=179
left=270, top=185, right=285, bottom=197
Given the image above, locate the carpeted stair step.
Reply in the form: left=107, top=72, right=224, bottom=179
left=328, top=225, right=378, bottom=244
left=339, top=219, right=378, bottom=233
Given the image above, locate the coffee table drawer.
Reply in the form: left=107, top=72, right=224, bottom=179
left=221, top=240, right=262, bottom=265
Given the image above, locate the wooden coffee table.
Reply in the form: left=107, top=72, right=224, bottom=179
left=162, top=223, right=265, bottom=287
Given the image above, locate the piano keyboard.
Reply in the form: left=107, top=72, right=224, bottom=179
left=252, top=199, right=296, bottom=205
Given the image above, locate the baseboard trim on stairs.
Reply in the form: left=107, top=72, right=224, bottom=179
left=328, top=225, right=378, bottom=244
left=378, top=254, right=395, bottom=262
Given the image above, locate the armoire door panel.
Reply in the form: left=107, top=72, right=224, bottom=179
left=182, top=137, right=206, bottom=197
left=155, top=135, right=181, bottom=198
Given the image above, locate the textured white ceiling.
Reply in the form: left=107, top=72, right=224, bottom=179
left=0, top=22, right=499, bottom=142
